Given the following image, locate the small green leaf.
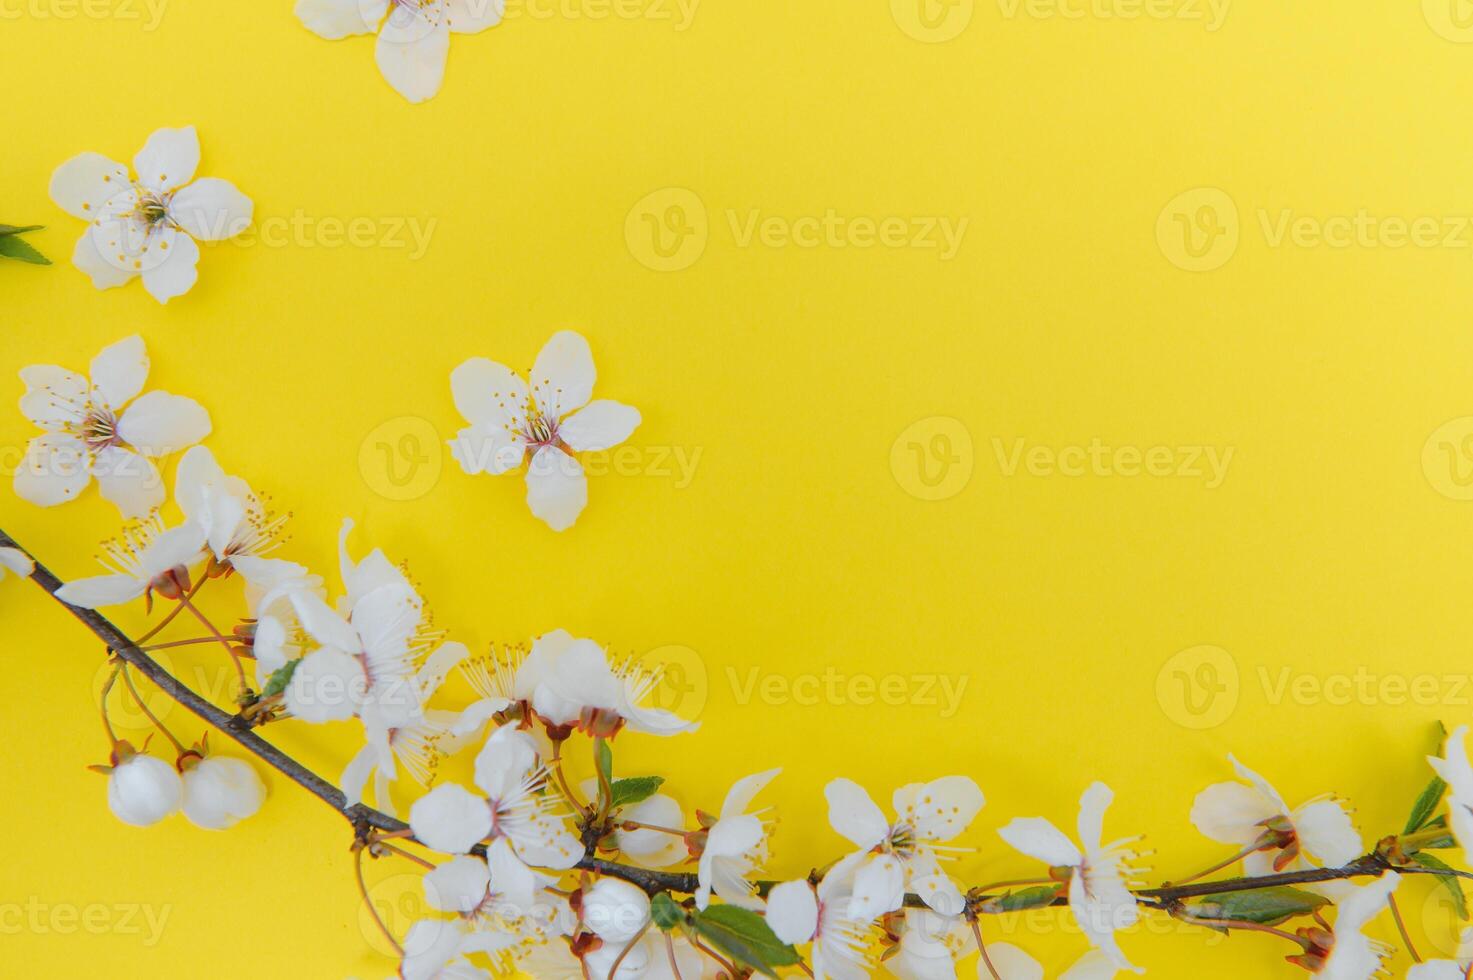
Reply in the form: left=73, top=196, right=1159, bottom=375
left=986, top=884, right=1063, bottom=912
left=1414, top=852, right=1469, bottom=919
left=595, top=739, right=614, bottom=784
left=611, top=776, right=665, bottom=809
left=689, top=904, right=800, bottom=978
left=1187, top=887, right=1329, bottom=927
left=261, top=658, right=301, bottom=699
left=1406, top=776, right=1448, bottom=834
left=0, top=234, right=49, bottom=265
left=650, top=893, right=685, bottom=931
left=0, top=224, right=43, bottom=236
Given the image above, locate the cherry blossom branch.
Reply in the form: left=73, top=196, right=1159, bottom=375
left=7, top=524, right=1472, bottom=924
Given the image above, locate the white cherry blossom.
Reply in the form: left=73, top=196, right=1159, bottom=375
left=180, top=753, right=266, bottom=830
left=449, top=331, right=642, bottom=531
left=15, top=335, right=211, bottom=516
left=997, top=783, right=1143, bottom=974
left=514, top=629, right=695, bottom=737
left=823, top=775, right=984, bottom=921
left=295, top=0, right=505, bottom=104
left=173, top=446, right=294, bottom=588
left=55, top=513, right=205, bottom=609
left=695, top=768, right=780, bottom=910
left=1190, top=754, right=1360, bottom=878
left=581, top=878, right=650, bottom=944
left=50, top=126, right=252, bottom=303
left=766, top=852, right=872, bottom=980
left=400, top=917, right=512, bottom=980
left=105, top=748, right=183, bottom=827
left=409, top=723, right=582, bottom=871
left=884, top=909, right=966, bottom=980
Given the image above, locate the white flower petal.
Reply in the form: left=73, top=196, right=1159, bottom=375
left=19, top=365, right=89, bottom=431
left=847, top=853, right=905, bottom=922
left=171, top=178, right=253, bottom=241
left=1294, top=800, right=1361, bottom=868
left=450, top=357, right=530, bottom=427
left=410, top=783, right=493, bottom=854
left=13, top=434, right=92, bottom=508
left=824, top=778, right=889, bottom=849
left=284, top=646, right=363, bottom=723
left=912, top=872, right=965, bottom=916
left=1077, top=782, right=1114, bottom=854
left=140, top=523, right=208, bottom=577
left=375, top=11, right=450, bottom=104
left=896, top=776, right=984, bottom=843
left=1068, top=872, right=1140, bottom=974
left=583, top=878, right=651, bottom=943
left=988, top=943, right=1044, bottom=980
left=1190, top=781, right=1281, bottom=846
left=1058, top=950, right=1119, bottom=980
left=531, top=330, right=596, bottom=417
left=56, top=574, right=147, bottom=608
left=450, top=423, right=525, bottom=476
left=0, top=547, right=33, bottom=578
left=524, top=446, right=587, bottom=531
left=560, top=400, right=641, bottom=452
left=92, top=446, right=164, bottom=518
left=339, top=742, right=378, bottom=809
left=722, top=768, right=781, bottom=819
left=140, top=231, right=200, bottom=304
left=766, top=880, right=818, bottom=945
left=295, top=0, right=387, bottom=37
left=71, top=230, right=136, bottom=290
left=423, top=855, right=491, bottom=914
left=89, top=335, right=150, bottom=411
left=49, top=152, right=129, bottom=220
left=998, top=817, right=1082, bottom=868
left=117, top=390, right=212, bottom=456
left=133, top=126, right=199, bottom=192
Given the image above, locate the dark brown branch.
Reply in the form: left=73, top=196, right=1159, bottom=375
left=4, top=525, right=1468, bottom=913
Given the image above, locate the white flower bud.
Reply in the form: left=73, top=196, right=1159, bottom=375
left=181, top=756, right=266, bottom=830
left=581, top=878, right=651, bottom=944
left=107, top=754, right=182, bottom=827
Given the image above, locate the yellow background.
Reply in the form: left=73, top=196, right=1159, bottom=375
left=4, top=1, right=1473, bottom=976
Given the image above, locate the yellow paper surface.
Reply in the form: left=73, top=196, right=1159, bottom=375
left=3, top=2, right=1473, bottom=976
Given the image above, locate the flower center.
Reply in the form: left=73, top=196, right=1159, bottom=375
left=523, top=411, right=559, bottom=448
left=128, top=187, right=175, bottom=229
left=80, top=405, right=121, bottom=451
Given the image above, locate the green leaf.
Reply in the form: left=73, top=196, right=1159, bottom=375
left=261, top=658, right=301, bottom=699
left=611, top=776, right=665, bottom=809
left=0, top=234, right=49, bottom=265
left=689, top=904, right=800, bottom=978
left=1186, top=887, right=1329, bottom=927
left=595, top=739, right=614, bottom=784
left=987, top=884, right=1063, bottom=912
left=1414, top=852, right=1469, bottom=920
left=650, top=893, right=685, bottom=931
left=0, top=224, right=43, bottom=236
left=1406, top=776, right=1448, bottom=834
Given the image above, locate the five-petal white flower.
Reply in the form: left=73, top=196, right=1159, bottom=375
left=295, top=0, right=505, bottom=104
left=1190, top=754, right=1361, bottom=878
left=50, top=126, right=252, bottom=303
left=55, top=513, right=205, bottom=609
left=695, top=768, right=781, bottom=911
left=15, top=335, right=212, bottom=517
left=450, top=331, right=642, bottom=531
left=514, top=629, right=696, bottom=737
left=997, top=782, right=1143, bottom=974
left=824, top=775, right=984, bottom=921
left=173, top=446, right=296, bottom=589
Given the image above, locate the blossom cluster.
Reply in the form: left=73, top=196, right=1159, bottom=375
left=7, top=337, right=1473, bottom=980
